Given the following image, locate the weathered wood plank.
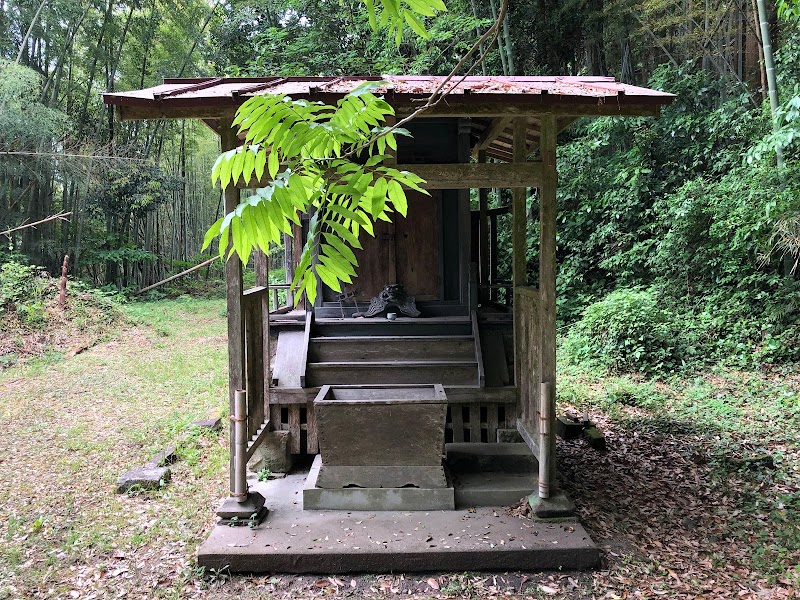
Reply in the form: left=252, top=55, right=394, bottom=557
left=306, top=401, right=319, bottom=454
left=288, top=404, right=301, bottom=454
left=299, top=312, right=312, bottom=387
left=272, top=330, right=306, bottom=387
left=472, top=117, right=512, bottom=158
left=539, top=114, right=558, bottom=490
left=243, top=292, right=265, bottom=440
left=117, top=101, right=664, bottom=122
left=487, top=403, right=499, bottom=443
left=471, top=311, right=485, bottom=388
left=450, top=402, right=464, bottom=443
left=470, top=404, right=481, bottom=442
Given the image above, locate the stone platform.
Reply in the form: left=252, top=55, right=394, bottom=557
left=304, top=456, right=455, bottom=511
left=197, top=471, right=599, bottom=573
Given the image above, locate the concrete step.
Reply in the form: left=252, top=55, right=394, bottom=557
left=308, top=335, right=475, bottom=362
left=446, top=443, right=538, bottom=474
left=305, top=360, right=479, bottom=386
left=453, top=472, right=537, bottom=508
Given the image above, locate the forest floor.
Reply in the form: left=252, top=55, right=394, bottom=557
left=0, top=298, right=798, bottom=599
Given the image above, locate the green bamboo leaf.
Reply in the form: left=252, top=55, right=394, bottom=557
left=323, top=233, right=359, bottom=266
left=315, top=264, right=342, bottom=292
left=202, top=217, right=223, bottom=251
left=388, top=180, right=408, bottom=216
left=268, top=151, right=279, bottom=179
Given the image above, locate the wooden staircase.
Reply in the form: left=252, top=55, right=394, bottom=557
left=305, top=315, right=483, bottom=388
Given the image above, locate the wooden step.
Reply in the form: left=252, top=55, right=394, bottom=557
left=308, top=335, right=475, bottom=362
left=313, top=317, right=472, bottom=337
left=305, top=360, right=479, bottom=386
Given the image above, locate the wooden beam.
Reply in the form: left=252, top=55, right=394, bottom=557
left=512, top=118, right=528, bottom=402
left=221, top=119, right=245, bottom=495
left=236, top=162, right=544, bottom=190
left=511, top=119, right=528, bottom=288
left=539, top=113, right=558, bottom=491
left=478, top=150, right=490, bottom=305
left=114, top=101, right=664, bottom=121
left=472, top=117, right=512, bottom=158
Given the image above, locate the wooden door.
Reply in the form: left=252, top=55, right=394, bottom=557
left=395, top=191, right=440, bottom=301
left=325, top=191, right=441, bottom=303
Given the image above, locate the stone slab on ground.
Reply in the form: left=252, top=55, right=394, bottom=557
left=304, top=456, right=454, bottom=511
left=453, top=472, right=537, bottom=508
left=446, top=443, right=537, bottom=474
left=197, top=469, right=599, bottom=573
left=116, top=466, right=170, bottom=493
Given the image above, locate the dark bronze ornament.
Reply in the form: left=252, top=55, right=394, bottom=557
left=354, top=283, right=420, bottom=318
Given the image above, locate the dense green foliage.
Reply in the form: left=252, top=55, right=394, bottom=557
left=3, top=0, right=800, bottom=371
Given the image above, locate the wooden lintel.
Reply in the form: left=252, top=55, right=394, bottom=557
left=236, top=162, right=543, bottom=190
left=472, top=117, right=512, bottom=158
left=113, top=100, right=664, bottom=123
left=396, top=102, right=664, bottom=119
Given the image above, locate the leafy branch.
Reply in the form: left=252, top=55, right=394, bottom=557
left=204, top=0, right=510, bottom=305
left=203, top=85, right=426, bottom=303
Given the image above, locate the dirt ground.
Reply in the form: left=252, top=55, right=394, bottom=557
left=0, top=298, right=797, bottom=599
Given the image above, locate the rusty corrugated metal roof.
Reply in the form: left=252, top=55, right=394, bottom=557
left=103, top=75, right=674, bottom=108
left=103, top=75, right=674, bottom=161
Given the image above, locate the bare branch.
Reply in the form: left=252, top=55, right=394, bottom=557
left=1, top=212, right=73, bottom=238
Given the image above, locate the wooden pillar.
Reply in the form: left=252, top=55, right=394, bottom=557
left=252, top=251, right=270, bottom=432
left=512, top=118, right=528, bottom=388
left=478, top=150, right=490, bottom=305
left=539, top=114, right=558, bottom=488
left=489, top=213, right=498, bottom=302
left=458, top=118, right=472, bottom=307
left=220, top=120, right=245, bottom=494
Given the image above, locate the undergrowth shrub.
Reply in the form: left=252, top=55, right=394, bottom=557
left=0, top=259, right=125, bottom=367
left=562, top=287, right=680, bottom=374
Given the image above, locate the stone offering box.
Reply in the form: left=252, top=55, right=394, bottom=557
left=313, top=384, right=448, bottom=490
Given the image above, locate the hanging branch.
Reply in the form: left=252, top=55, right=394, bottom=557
left=1, top=212, right=72, bottom=239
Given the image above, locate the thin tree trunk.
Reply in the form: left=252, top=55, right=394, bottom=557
left=755, top=0, right=783, bottom=167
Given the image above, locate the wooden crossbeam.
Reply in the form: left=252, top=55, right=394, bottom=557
left=236, top=162, right=543, bottom=190
left=472, top=117, right=512, bottom=158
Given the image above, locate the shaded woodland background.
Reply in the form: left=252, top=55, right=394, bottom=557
left=2, top=0, right=800, bottom=370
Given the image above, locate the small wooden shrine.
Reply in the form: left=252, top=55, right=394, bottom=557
left=104, top=76, right=674, bottom=572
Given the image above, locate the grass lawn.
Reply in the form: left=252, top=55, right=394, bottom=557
left=0, top=298, right=797, bottom=598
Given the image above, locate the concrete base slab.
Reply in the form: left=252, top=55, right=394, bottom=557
left=454, top=472, right=537, bottom=508
left=529, top=491, right=576, bottom=518
left=304, top=456, right=454, bottom=511
left=197, top=469, right=599, bottom=573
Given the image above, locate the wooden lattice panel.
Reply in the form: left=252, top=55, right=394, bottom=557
left=271, top=401, right=517, bottom=454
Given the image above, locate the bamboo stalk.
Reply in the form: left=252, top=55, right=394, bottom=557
left=134, top=256, right=218, bottom=295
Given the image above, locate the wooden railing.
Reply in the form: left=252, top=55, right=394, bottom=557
left=514, top=286, right=541, bottom=453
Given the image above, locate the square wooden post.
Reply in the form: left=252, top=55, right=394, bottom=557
left=478, top=150, right=490, bottom=306
left=539, top=114, right=558, bottom=491
left=512, top=118, right=528, bottom=389
left=220, top=121, right=244, bottom=494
